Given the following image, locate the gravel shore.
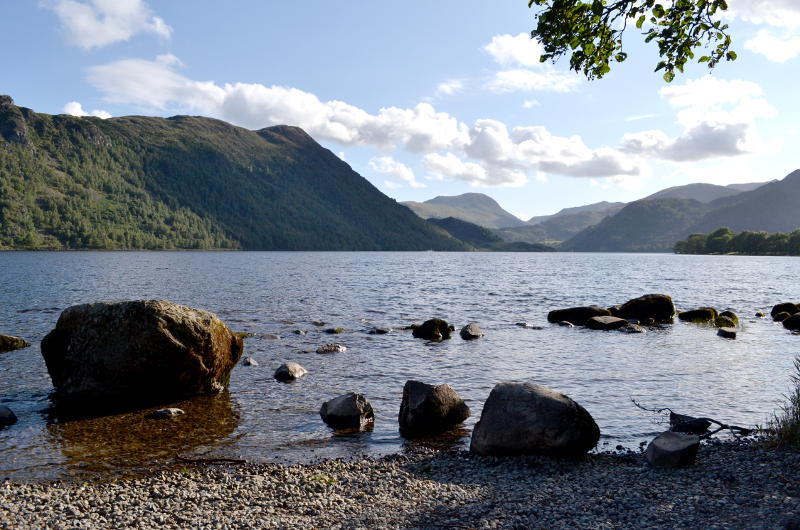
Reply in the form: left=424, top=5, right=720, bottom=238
left=2, top=438, right=799, bottom=529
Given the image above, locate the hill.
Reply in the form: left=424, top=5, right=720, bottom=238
left=428, top=217, right=553, bottom=252
left=0, top=95, right=467, bottom=251
left=642, top=183, right=741, bottom=203
left=401, top=193, right=527, bottom=229
left=527, top=201, right=624, bottom=225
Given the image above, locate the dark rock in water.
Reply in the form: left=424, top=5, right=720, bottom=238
left=293, top=329, right=307, bottom=335
left=146, top=408, right=185, bottom=419
left=398, top=380, right=470, bottom=438
left=755, top=312, right=766, bottom=318
left=715, top=316, right=736, bottom=328
left=607, top=305, right=623, bottom=318
left=412, top=319, right=454, bottom=341
left=316, top=343, right=346, bottom=354
left=241, top=356, right=259, bottom=366
left=320, top=392, right=374, bottom=429
left=311, top=321, right=326, bottom=327
left=558, top=321, right=575, bottom=328
left=617, top=294, right=675, bottom=323
left=717, top=327, right=737, bottom=339
left=368, top=327, right=391, bottom=335
left=546, top=306, right=610, bottom=326
left=618, top=323, right=646, bottom=334
left=775, top=312, right=793, bottom=323
left=324, top=328, right=344, bottom=334
left=0, top=405, right=18, bottom=427
left=771, top=302, right=800, bottom=319
left=719, top=311, right=739, bottom=326
left=645, top=431, right=700, bottom=468
left=783, top=314, right=800, bottom=331
left=586, top=316, right=629, bottom=331
left=40, top=300, right=242, bottom=410
left=678, top=307, right=718, bottom=323
left=263, top=333, right=281, bottom=340
left=0, top=334, right=31, bottom=353
left=460, top=323, right=484, bottom=340
left=274, top=361, right=308, bottom=381
left=470, top=382, right=599, bottom=457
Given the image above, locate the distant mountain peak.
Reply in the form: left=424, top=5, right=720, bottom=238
left=402, top=192, right=527, bottom=229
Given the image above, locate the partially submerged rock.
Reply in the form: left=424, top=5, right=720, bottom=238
left=717, top=327, right=737, bottom=339
left=274, top=361, right=308, bottom=381
left=771, top=302, right=800, bottom=320
left=617, top=294, right=675, bottom=323
left=715, top=316, right=736, bottom=328
left=459, top=323, right=484, bottom=340
left=0, top=405, right=17, bottom=427
left=316, top=343, right=346, bottom=354
left=678, top=307, right=718, bottom=324
left=719, top=311, right=739, bottom=326
left=775, top=312, right=793, bottom=323
left=586, top=316, right=629, bottom=331
left=368, top=327, right=391, bottom=335
left=241, top=356, right=259, bottom=366
left=412, top=319, right=454, bottom=341
left=262, top=333, right=281, bottom=340
left=40, top=300, right=243, bottom=410
left=645, top=431, right=700, bottom=468
left=320, top=392, right=374, bottom=429
left=546, top=306, right=610, bottom=326
left=146, top=408, right=185, bottom=419
left=324, top=328, right=344, bottom=335
left=0, top=334, right=31, bottom=353
left=618, top=323, right=646, bottom=334
left=783, top=314, right=800, bottom=332
left=398, top=380, right=470, bottom=438
left=470, top=382, right=599, bottom=457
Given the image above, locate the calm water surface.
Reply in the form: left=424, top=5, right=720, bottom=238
left=1, top=251, right=798, bottom=481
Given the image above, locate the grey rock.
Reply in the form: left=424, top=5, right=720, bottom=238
left=645, top=431, right=700, bottom=468
left=470, top=382, right=599, bottom=457
left=399, top=380, right=470, bottom=437
left=320, top=392, right=374, bottom=429
left=0, top=405, right=18, bottom=427
left=274, top=361, right=308, bottom=381
left=459, top=323, right=484, bottom=340
left=40, top=300, right=243, bottom=408
left=241, top=356, right=259, bottom=366
left=618, top=323, right=646, bottom=333
left=316, top=343, right=346, bottom=354
left=547, top=306, right=610, bottom=326
left=368, top=327, right=391, bottom=335
left=263, top=333, right=281, bottom=340
left=717, top=327, right=737, bottom=339
left=146, top=408, right=185, bottom=419
left=293, top=329, right=307, bottom=335
left=586, top=316, right=629, bottom=330
left=0, top=334, right=31, bottom=353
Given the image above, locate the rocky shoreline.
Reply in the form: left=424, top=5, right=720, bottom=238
left=2, top=438, right=798, bottom=529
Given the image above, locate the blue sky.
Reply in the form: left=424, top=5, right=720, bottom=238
left=2, top=1, right=799, bottom=220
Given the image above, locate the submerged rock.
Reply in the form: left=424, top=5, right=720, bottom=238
left=715, top=316, right=736, bottom=328
left=324, top=328, right=344, bottom=335
left=316, top=343, right=346, bottom=354
left=459, top=323, right=484, bottom=340
left=783, top=314, right=800, bottom=332
left=617, top=294, right=675, bottom=323
left=274, top=361, right=308, bottom=381
left=412, top=319, right=454, bottom=341
left=719, top=311, right=739, bottom=326
left=368, top=327, right=391, bottom=335
left=0, top=405, right=18, bottom=427
left=262, top=333, right=281, bottom=340
left=586, top=316, right=629, bottom=331
left=678, top=307, right=718, bottom=324
left=546, top=306, right=610, bottom=326
left=717, top=327, right=737, bottom=339
left=618, top=323, right=646, bottom=334
left=320, top=392, right=374, bottom=429
left=470, top=382, right=599, bottom=457
left=40, top=300, right=243, bottom=410
left=146, top=408, right=185, bottom=419
left=775, top=312, right=793, bottom=323
left=398, top=380, right=470, bottom=438
left=645, top=431, right=700, bottom=468
left=0, top=334, right=31, bottom=353
left=771, top=302, right=800, bottom=320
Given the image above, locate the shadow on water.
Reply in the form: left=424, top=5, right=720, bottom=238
left=44, top=392, right=240, bottom=481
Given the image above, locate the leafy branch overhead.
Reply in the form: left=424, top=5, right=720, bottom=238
left=528, top=0, right=736, bottom=82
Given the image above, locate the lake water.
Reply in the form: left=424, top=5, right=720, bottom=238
left=1, top=251, right=798, bottom=481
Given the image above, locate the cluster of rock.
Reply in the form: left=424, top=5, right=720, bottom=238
left=410, top=318, right=484, bottom=342
left=771, top=302, right=800, bottom=332
left=677, top=306, right=740, bottom=338
left=547, top=294, right=676, bottom=333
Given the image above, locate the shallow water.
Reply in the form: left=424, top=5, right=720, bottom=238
left=1, top=251, right=798, bottom=481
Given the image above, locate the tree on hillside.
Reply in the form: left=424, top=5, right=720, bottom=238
left=528, top=0, right=735, bottom=81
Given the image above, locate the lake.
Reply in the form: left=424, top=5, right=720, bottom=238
left=1, top=251, right=798, bottom=481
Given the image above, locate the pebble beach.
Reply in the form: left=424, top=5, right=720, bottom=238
left=2, top=438, right=799, bottom=529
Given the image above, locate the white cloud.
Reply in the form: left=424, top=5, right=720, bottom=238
left=487, top=69, right=580, bottom=93
left=424, top=152, right=489, bottom=185
left=63, top=101, right=111, bottom=119
left=435, top=79, right=463, bottom=96
left=626, top=114, right=655, bottom=122
left=483, top=33, right=543, bottom=66
left=727, top=0, right=800, bottom=29
left=522, top=100, right=540, bottom=109
left=745, top=29, right=800, bottom=62
left=369, top=157, right=425, bottom=188
left=49, top=0, right=171, bottom=49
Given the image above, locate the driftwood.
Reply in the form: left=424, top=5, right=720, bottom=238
left=175, top=454, right=247, bottom=465
left=631, top=399, right=754, bottom=439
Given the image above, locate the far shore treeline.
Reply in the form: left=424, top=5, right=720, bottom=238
left=674, top=227, right=800, bottom=256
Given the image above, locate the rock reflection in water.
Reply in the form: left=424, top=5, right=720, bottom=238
left=46, top=392, right=239, bottom=480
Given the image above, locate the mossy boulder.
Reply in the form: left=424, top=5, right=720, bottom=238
left=678, top=307, right=718, bottom=324
left=714, top=316, right=736, bottom=328
left=775, top=312, right=792, bottom=322
left=771, top=302, right=800, bottom=320
left=783, top=314, right=800, bottom=332
left=0, top=334, right=31, bottom=353
left=547, top=306, right=610, bottom=326
left=719, top=311, right=739, bottom=326
left=412, top=319, right=454, bottom=341
left=617, top=294, right=676, bottom=323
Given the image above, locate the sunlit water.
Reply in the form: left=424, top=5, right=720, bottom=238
left=1, top=251, right=798, bottom=481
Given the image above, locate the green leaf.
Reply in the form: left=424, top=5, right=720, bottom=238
left=663, top=70, right=675, bottom=83
left=636, top=15, right=646, bottom=29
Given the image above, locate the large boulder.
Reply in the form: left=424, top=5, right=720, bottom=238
left=546, top=306, right=610, bottom=326
left=0, top=334, right=30, bottom=353
left=772, top=302, right=800, bottom=319
left=586, top=316, right=629, bottom=331
left=783, top=314, right=800, bottom=332
left=274, top=361, right=308, bottom=381
left=320, top=392, right=374, bottom=429
left=40, top=300, right=243, bottom=409
left=398, top=380, right=470, bottom=437
left=677, top=308, right=717, bottom=324
left=617, top=294, right=675, bottom=323
left=470, top=382, right=599, bottom=457
left=0, top=405, right=17, bottom=427
left=412, top=318, right=454, bottom=341
left=645, top=431, right=700, bottom=468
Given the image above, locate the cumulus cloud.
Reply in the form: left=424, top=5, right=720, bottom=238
left=435, top=79, right=464, bottom=96
left=745, top=29, right=800, bottom=62
left=522, top=100, right=540, bottom=109
left=483, top=33, right=581, bottom=93
left=49, top=0, right=171, bottom=49
left=483, top=33, right=543, bottom=66
left=369, top=157, right=425, bottom=188
left=727, top=0, right=800, bottom=29
left=63, top=101, right=111, bottom=119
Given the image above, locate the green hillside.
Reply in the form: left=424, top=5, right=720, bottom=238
left=0, top=95, right=467, bottom=251
left=429, top=217, right=553, bottom=252
left=401, top=193, right=528, bottom=229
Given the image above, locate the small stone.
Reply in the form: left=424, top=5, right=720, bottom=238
left=459, top=323, right=484, bottom=340
left=293, top=329, right=308, bottom=335
left=317, top=343, right=346, bottom=354
left=263, top=333, right=281, bottom=340
left=241, top=356, right=259, bottom=366
left=274, top=361, right=308, bottom=381
left=755, top=312, right=766, bottom=318
left=146, top=408, right=185, bottom=419
left=311, top=321, right=326, bottom=327
left=0, top=405, right=18, bottom=427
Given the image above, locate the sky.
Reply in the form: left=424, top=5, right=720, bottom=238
left=1, top=1, right=799, bottom=220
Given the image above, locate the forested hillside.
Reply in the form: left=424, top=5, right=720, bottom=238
left=0, top=96, right=466, bottom=250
